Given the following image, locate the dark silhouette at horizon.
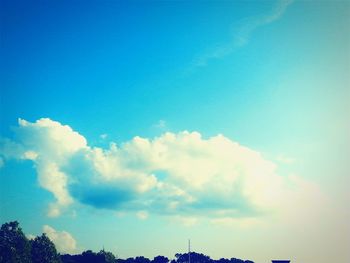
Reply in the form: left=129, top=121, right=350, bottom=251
left=0, top=221, right=289, bottom=263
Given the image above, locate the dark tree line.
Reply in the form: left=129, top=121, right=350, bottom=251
left=0, top=221, right=60, bottom=263
left=62, top=252, right=254, bottom=263
left=0, top=221, right=254, bottom=263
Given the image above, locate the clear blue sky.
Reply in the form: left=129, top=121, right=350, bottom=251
left=1, top=1, right=349, bottom=262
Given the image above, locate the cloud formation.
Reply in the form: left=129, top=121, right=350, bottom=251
left=0, top=118, right=315, bottom=222
left=193, top=0, right=294, bottom=67
left=43, top=225, right=77, bottom=254
left=0, top=118, right=87, bottom=216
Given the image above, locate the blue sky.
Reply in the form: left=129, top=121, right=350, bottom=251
left=1, top=0, right=349, bottom=262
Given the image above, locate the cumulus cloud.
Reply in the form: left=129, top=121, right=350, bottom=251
left=43, top=225, right=77, bottom=254
left=0, top=118, right=318, bottom=222
left=0, top=118, right=87, bottom=216
left=26, top=234, right=36, bottom=240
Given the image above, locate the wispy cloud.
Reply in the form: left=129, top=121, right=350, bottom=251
left=136, top=210, right=149, bottom=220
left=100, top=133, right=108, bottom=140
left=275, top=154, right=296, bottom=164
left=193, top=0, right=294, bottom=67
left=0, top=117, right=320, bottom=225
left=152, top=119, right=167, bottom=131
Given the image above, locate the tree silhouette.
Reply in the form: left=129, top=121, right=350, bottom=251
left=135, top=256, right=151, bottom=263
left=98, top=249, right=116, bottom=263
left=30, top=233, right=61, bottom=263
left=175, top=252, right=211, bottom=263
left=0, top=221, right=256, bottom=263
left=0, top=221, right=32, bottom=263
left=152, top=255, right=169, bottom=263
left=80, top=250, right=100, bottom=263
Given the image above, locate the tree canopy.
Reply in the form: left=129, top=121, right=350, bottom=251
left=0, top=221, right=32, bottom=263
left=0, top=221, right=255, bottom=263
left=31, top=233, right=61, bottom=263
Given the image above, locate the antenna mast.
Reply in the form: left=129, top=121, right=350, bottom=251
left=188, top=239, right=191, bottom=263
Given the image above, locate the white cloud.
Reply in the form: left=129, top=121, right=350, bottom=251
left=170, top=216, right=198, bottom=227
left=193, top=0, right=294, bottom=67
left=234, top=0, right=294, bottom=46
left=0, top=117, right=320, bottom=224
left=16, top=118, right=87, bottom=155
left=276, top=154, right=295, bottom=164
left=100, top=134, right=108, bottom=140
left=153, top=119, right=166, bottom=130
left=210, top=217, right=260, bottom=228
left=43, top=225, right=77, bottom=254
left=26, top=234, right=36, bottom=240
left=23, top=151, right=38, bottom=160
left=0, top=118, right=87, bottom=216
left=136, top=210, right=149, bottom=220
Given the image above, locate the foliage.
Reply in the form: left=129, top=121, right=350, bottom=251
left=0, top=221, right=32, bottom=263
left=98, top=249, right=116, bottom=263
left=61, top=249, right=116, bottom=263
left=0, top=221, right=255, bottom=263
left=30, top=233, right=61, bottom=263
left=114, top=253, right=254, bottom=263
left=152, top=255, right=169, bottom=263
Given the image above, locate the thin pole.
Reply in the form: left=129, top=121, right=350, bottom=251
left=188, top=239, right=191, bottom=263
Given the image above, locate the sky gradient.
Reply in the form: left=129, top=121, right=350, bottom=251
left=1, top=1, right=350, bottom=262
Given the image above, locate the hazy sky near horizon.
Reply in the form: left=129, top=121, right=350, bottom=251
left=1, top=0, right=349, bottom=262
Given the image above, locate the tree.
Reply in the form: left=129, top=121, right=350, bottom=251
left=175, top=252, right=211, bottom=263
left=216, top=258, right=230, bottom=263
left=30, top=233, right=61, bottom=263
left=0, top=221, right=32, bottom=263
left=152, top=255, right=169, bottom=263
left=229, top=259, right=244, bottom=263
left=98, top=249, right=116, bottom=263
left=134, top=256, right=151, bottom=263
left=80, top=250, right=99, bottom=263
